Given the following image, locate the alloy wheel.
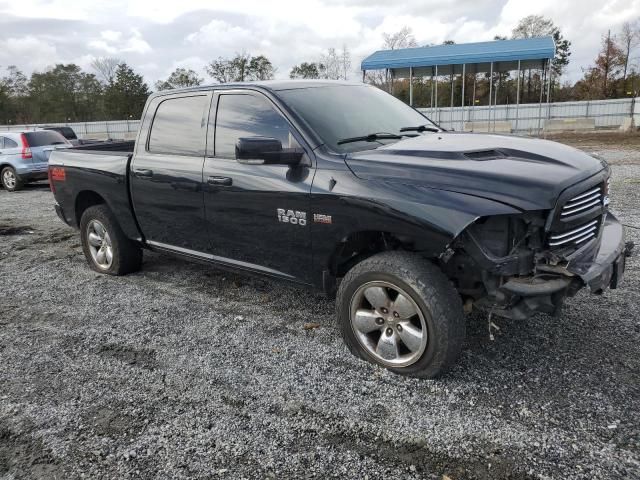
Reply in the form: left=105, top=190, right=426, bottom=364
left=86, top=220, right=113, bottom=270
left=2, top=170, right=16, bottom=189
left=349, top=281, right=428, bottom=367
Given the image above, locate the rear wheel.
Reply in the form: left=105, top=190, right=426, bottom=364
left=336, top=251, right=465, bottom=378
left=80, top=205, right=142, bottom=275
left=1, top=167, right=24, bottom=192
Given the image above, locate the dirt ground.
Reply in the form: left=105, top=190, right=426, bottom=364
left=0, top=142, right=639, bottom=479
left=545, top=131, right=640, bottom=152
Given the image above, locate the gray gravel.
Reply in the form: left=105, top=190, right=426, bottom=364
left=1, top=148, right=639, bottom=479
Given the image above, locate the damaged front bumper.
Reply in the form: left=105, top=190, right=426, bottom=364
left=564, top=213, right=626, bottom=292
left=482, top=213, right=626, bottom=320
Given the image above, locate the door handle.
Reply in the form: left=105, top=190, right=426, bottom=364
left=207, top=176, right=232, bottom=186
left=134, top=169, right=153, bottom=178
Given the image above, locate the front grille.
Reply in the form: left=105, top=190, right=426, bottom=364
left=547, top=178, right=608, bottom=251
left=560, top=186, right=602, bottom=217
left=548, top=219, right=599, bottom=247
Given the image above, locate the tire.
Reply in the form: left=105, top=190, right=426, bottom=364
left=1, top=167, right=24, bottom=192
left=79, top=204, right=142, bottom=275
left=336, top=251, right=465, bottom=378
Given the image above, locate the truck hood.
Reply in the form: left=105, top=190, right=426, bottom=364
left=345, top=132, right=606, bottom=211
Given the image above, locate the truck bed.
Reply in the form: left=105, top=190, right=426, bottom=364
left=48, top=145, right=140, bottom=242
left=67, top=140, right=135, bottom=153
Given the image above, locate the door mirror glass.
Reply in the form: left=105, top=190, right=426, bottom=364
left=235, top=137, right=303, bottom=165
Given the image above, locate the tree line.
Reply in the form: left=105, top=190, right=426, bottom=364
left=0, top=14, right=638, bottom=125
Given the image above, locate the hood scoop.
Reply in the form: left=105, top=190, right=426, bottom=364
left=463, top=150, right=505, bottom=161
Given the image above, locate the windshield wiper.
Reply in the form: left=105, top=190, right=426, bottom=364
left=399, top=125, right=441, bottom=133
left=337, top=132, right=403, bottom=145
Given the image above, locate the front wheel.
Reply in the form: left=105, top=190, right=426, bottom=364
left=336, top=251, right=465, bottom=378
left=1, top=167, right=24, bottom=192
left=80, top=205, right=142, bottom=275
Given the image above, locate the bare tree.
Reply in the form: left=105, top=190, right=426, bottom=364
left=620, top=20, right=640, bottom=80
left=320, top=48, right=342, bottom=80
left=91, top=57, right=122, bottom=84
left=366, top=27, right=418, bottom=92
left=382, top=26, right=417, bottom=50
left=340, top=44, right=351, bottom=80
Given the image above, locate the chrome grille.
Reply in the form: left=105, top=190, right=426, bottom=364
left=548, top=219, right=599, bottom=247
left=560, top=186, right=602, bottom=217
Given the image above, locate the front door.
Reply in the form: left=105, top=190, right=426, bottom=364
left=130, top=92, right=211, bottom=252
left=203, top=91, right=314, bottom=284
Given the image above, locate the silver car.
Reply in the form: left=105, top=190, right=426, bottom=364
left=0, top=130, right=71, bottom=191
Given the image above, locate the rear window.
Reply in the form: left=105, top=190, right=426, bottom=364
left=148, top=95, right=208, bottom=156
left=24, top=131, right=68, bottom=147
left=45, top=127, right=77, bottom=140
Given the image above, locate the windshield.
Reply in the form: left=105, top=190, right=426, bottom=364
left=278, top=84, right=438, bottom=153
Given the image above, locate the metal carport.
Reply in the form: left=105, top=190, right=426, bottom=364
left=361, top=37, right=556, bottom=132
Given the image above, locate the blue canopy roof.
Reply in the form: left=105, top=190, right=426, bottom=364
left=361, top=37, right=555, bottom=75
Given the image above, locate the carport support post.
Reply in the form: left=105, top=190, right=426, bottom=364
left=546, top=66, right=552, bottom=120
left=515, top=60, right=521, bottom=132
left=409, top=67, right=414, bottom=106
left=461, top=64, right=466, bottom=131
left=471, top=74, right=476, bottom=124
left=430, top=69, right=434, bottom=117
left=435, top=65, right=439, bottom=123
left=537, top=60, right=546, bottom=135
left=488, top=62, right=493, bottom=133
left=450, top=66, right=454, bottom=110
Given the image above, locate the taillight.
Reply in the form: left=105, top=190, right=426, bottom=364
left=48, top=167, right=55, bottom=193
left=48, top=166, right=65, bottom=193
left=20, top=133, right=32, bottom=159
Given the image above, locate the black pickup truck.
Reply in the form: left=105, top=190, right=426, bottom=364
left=49, top=80, right=626, bottom=378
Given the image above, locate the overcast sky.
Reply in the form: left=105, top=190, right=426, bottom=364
left=0, top=0, right=639, bottom=86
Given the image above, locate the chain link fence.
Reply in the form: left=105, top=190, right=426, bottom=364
left=0, top=97, right=638, bottom=137
left=419, top=97, right=639, bottom=133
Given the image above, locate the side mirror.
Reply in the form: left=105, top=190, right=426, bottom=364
left=235, top=137, right=303, bottom=165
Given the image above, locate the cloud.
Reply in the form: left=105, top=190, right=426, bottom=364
left=88, top=28, right=151, bottom=55
left=0, top=35, right=58, bottom=72
left=0, top=0, right=639, bottom=85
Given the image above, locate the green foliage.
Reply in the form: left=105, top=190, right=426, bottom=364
left=104, top=64, right=150, bottom=120
left=0, top=62, right=150, bottom=124
left=290, top=62, right=323, bottom=79
left=155, top=68, right=203, bottom=91
left=205, top=53, right=275, bottom=83
left=27, top=64, right=103, bottom=123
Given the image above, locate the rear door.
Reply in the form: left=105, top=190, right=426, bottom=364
left=130, top=91, right=211, bottom=252
left=202, top=90, right=314, bottom=283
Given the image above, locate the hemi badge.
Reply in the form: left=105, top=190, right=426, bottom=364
left=313, top=214, right=332, bottom=224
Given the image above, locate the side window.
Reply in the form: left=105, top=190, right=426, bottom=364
left=4, top=138, right=17, bottom=148
left=0, top=137, right=4, bottom=149
left=148, top=95, right=208, bottom=156
left=214, top=94, right=294, bottom=158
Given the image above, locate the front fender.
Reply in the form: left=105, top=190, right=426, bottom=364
left=310, top=169, right=521, bottom=286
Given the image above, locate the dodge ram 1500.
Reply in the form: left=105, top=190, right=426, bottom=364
left=49, top=81, right=626, bottom=378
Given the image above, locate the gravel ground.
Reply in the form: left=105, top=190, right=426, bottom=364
left=1, top=147, right=639, bottom=480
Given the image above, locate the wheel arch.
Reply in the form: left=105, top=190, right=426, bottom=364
left=75, top=190, right=107, bottom=226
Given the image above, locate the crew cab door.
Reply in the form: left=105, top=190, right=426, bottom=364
left=203, top=90, right=314, bottom=284
left=130, top=92, right=211, bottom=252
